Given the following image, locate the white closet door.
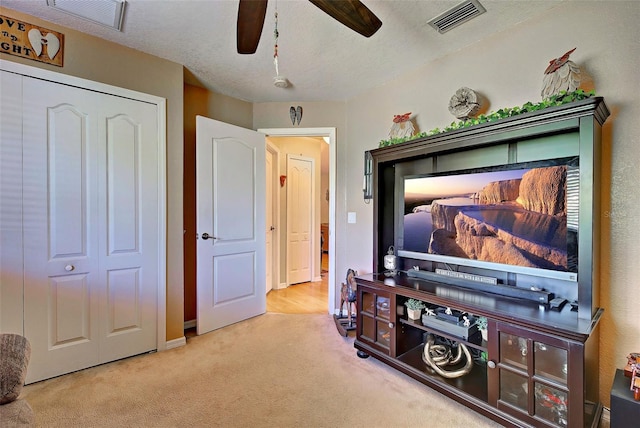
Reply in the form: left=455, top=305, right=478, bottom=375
left=0, top=71, right=25, bottom=334
left=98, top=90, right=159, bottom=362
left=22, top=78, right=101, bottom=382
left=21, top=77, right=158, bottom=383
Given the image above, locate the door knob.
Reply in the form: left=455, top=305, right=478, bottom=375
left=270, top=226, right=275, bottom=231
left=201, top=233, right=217, bottom=240
left=487, top=360, right=497, bottom=369
left=65, top=264, right=75, bottom=272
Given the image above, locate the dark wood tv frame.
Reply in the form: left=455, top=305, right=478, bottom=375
left=355, top=97, right=610, bottom=427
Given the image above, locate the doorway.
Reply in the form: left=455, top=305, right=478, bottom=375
left=182, top=124, right=336, bottom=332
left=259, top=128, right=336, bottom=315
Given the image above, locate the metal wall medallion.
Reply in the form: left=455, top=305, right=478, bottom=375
left=448, top=87, right=481, bottom=120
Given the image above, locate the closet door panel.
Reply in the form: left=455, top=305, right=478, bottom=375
left=0, top=70, right=24, bottom=334
left=107, top=114, right=139, bottom=253
left=22, top=77, right=100, bottom=383
left=49, top=274, right=91, bottom=344
left=48, top=104, right=90, bottom=259
left=99, top=96, right=158, bottom=361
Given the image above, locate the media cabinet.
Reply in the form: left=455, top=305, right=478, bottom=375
left=355, top=97, right=609, bottom=428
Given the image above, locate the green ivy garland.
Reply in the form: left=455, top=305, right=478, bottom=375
left=378, top=89, right=596, bottom=148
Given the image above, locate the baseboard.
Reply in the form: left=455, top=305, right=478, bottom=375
left=313, top=275, right=322, bottom=282
left=184, top=319, right=196, bottom=329
left=165, top=336, right=186, bottom=350
left=277, top=282, right=287, bottom=290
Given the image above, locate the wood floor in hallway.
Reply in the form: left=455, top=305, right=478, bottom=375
left=266, top=253, right=329, bottom=314
left=266, top=279, right=328, bottom=314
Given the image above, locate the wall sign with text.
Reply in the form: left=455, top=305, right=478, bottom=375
left=1, top=15, right=64, bottom=67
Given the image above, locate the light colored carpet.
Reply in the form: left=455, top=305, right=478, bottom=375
left=22, top=313, right=503, bottom=427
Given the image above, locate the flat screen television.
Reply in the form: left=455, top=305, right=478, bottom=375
left=398, top=157, right=579, bottom=283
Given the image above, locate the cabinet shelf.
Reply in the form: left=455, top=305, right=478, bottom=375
left=396, top=344, right=488, bottom=402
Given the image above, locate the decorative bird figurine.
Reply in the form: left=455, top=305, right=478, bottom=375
left=541, top=48, right=581, bottom=100
left=388, top=112, right=415, bottom=139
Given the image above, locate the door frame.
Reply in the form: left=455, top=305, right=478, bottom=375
left=258, top=127, right=336, bottom=315
left=1, top=59, right=168, bottom=351
left=266, top=141, right=281, bottom=293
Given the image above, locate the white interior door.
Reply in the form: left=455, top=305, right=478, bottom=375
left=286, top=155, right=314, bottom=285
left=20, top=76, right=159, bottom=383
left=196, top=116, right=266, bottom=334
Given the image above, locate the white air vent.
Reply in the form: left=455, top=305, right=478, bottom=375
left=46, top=0, right=126, bottom=31
left=427, top=0, right=486, bottom=34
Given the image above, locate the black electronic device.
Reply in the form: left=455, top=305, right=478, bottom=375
left=549, top=297, right=568, bottom=311
left=611, top=369, right=640, bottom=427
left=406, top=269, right=554, bottom=304
left=421, top=313, right=478, bottom=341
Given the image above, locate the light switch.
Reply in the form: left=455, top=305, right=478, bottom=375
left=348, top=212, right=357, bottom=224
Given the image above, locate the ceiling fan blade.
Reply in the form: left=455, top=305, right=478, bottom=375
left=237, top=0, right=268, bottom=54
left=309, top=0, right=382, bottom=38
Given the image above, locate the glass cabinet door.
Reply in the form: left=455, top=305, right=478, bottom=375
left=493, top=323, right=570, bottom=427
left=498, top=332, right=529, bottom=412
left=533, top=342, right=568, bottom=426
left=534, top=342, right=568, bottom=384
left=358, top=288, right=392, bottom=353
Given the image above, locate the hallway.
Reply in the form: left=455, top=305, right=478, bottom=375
left=266, top=253, right=329, bottom=314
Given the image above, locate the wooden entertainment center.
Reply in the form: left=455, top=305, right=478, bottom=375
left=354, top=98, right=609, bottom=427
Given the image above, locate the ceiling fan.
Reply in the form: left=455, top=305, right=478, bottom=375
left=237, top=0, right=382, bottom=54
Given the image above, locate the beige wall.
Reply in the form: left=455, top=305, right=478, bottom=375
left=253, top=102, right=346, bottom=131
left=342, top=1, right=640, bottom=405
left=0, top=7, right=186, bottom=341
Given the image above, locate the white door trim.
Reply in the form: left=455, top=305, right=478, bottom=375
left=0, top=59, right=167, bottom=352
left=258, top=127, right=336, bottom=315
left=266, top=141, right=281, bottom=291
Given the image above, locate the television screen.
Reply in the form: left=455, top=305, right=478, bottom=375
left=400, top=158, right=579, bottom=282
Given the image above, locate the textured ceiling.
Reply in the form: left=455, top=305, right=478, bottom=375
left=3, top=0, right=561, bottom=103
